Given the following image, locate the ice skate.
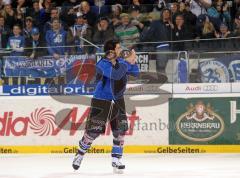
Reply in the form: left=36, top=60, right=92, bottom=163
left=112, top=158, right=125, bottom=174
left=72, top=150, right=83, bottom=170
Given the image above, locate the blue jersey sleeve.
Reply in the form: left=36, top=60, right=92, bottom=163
left=97, top=60, right=128, bottom=80
left=45, top=31, right=55, bottom=55
left=119, top=59, right=140, bottom=77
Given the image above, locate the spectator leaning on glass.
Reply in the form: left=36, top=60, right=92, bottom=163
left=25, top=27, right=46, bottom=59
left=7, top=24, right=25, bottom=56
left=45, top=17, right=68, bottom=59
left=115, top=13, right=140, bottom=49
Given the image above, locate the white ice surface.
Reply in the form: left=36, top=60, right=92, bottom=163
left=0, top=154, right=240, bottom=178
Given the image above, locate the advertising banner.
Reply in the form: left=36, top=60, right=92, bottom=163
left=199, top=54, right=240, bottom=83
left=0, top=96, right=168, bottom=153
left=3, top=55, right=96, bottom=78
left=169, top=97, right=240, bottom=144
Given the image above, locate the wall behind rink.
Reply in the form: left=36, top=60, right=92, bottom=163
left=1, top=83, right=240, bottom=154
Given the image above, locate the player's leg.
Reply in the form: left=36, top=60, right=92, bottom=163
left=72, top=131, right=99, bottom=170
left=110, top=98, right=128, bottom=173
left=72, top=98, right=112, bottom=170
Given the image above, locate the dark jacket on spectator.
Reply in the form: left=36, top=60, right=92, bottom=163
left=4, top=13, right=17, bottom=29
left=25, top=37, right=47, bottom=58
left=140, top=20, right=172, bottom=47
left=84, top=11, right=97, bottom=27
left=0, top=25, right=10, bottom=49
left=60, top=0, right=80, bottom=27
left=93, top=26, right=114, bottom=45
left=26, top=8, right=46, bottom=30
left=172, top=25, right=190, bottom=51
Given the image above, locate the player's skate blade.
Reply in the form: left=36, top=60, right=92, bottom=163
left=72, top=152, right=83, bottom=170
left=112, top=162, right=125, bottom=174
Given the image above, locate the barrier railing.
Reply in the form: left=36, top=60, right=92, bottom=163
left=0, top=48, right=240, bottom=86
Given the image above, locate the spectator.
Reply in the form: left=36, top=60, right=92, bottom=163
left=25, top=27, right=46, bottom=58
left=190, top=0, right=212, bottom=17
left=23, top=16, right=34, bottom=42
left=141, top=8, right=173, bottom=79
left=179, top=2, right=197, bottom=37
left=198, top=16, right=216, bottom=50
left=215, top=23, right=232, bottom=49
left=0, top=0, right=5, bottom=10
left=0, top=15, right=10, bottom=49
left=70, top=14, right=93, bottom=54
left=15, top=5, right=24, bottom=27
left=170, top=2, right=179, bottom=23
left=115, top=13, right=140, bottom=49
left=91, top=0, right=110, bottom=16
left=2, top=3, right=16, bottom=29
left=78, top=1, right=97, bottom=27
left=131, top=0, right=141, bottom=8
left=231, top=0, right=240, bottom=23
left=60, top=0, right=79, bottom=27
left=207, top=0, right=231, bottom=28
left=39, top=0, right=55, bottom=14
left=201, top=17, right=216, bottom=39
left=93, top=16, right=114, bottom=46
left=233, top=12, right=240, bottom=34
left=141, top=8, right=173, bottom=46
left=152, top=0, right=167, bottom=12
left=43, top=7, right=58, bottom=33
left=7, top=24, right=25, bottom=56
left=45, top=18, right=68, bottom=59
left=129, top=4, right=146, bottom=31
left=26, top=0, right=45, bottom=29
left=215, top=23, right=231, bottom=38
left=172, top=14, right=190, bottom=51
left=110, top=3, right=122, bottom=28
left=231, top=13, right=240, bottom=49
left=12, top=0, right=30, bottom=9
left=130, top=0, right=150, bottom=12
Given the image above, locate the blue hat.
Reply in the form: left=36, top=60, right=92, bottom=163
left=31, top=27, right=39, bottom=35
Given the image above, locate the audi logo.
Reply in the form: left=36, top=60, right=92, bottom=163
left=203, top=85, right=218, bottom=91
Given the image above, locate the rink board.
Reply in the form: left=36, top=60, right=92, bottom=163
left=2, top=145, right=240, bottom=154
left=0, top=83, right=240, bottom=153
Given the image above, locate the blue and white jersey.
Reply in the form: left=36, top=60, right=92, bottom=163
left=8, top=35, right=25, bottom=56
left=45, top=29, right=68, bottom=55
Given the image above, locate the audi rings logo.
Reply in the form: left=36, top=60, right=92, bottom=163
left=203, top=85, right=218, bottom=92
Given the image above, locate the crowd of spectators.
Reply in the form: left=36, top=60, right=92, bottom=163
left=0, top=0, right=240, bottom=60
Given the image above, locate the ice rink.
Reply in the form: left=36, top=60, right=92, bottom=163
left=0, top=154, right=240, bottom=178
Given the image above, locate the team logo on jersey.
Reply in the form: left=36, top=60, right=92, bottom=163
left=200, top=60, right=229, bottom=83
left=176, top=101, right=224, bottom=142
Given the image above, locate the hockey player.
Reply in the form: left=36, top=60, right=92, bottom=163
left=72, top=39, right=139, bottom=173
